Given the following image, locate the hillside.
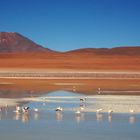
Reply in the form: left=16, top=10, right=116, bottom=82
left=0, top=32, right=54, bottom=53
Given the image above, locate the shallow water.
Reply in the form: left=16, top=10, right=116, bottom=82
left=0, top=90, right=140, bottom=140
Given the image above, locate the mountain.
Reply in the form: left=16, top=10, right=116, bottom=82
left=0, top=32, right=140, bottom=56
left=64, top=46, right=140, bottom=55
left=0, top=32, right=54, bottom=53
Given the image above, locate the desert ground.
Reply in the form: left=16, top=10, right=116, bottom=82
left=0, top=52, right=140, bottom=95
left=0, top=53, right=140, bottom=70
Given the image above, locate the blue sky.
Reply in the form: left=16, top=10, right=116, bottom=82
left=0, top=0, right=140, bottom=51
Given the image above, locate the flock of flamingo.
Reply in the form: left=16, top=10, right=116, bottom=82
left=12, top=96, right=135, bottom=117
left=0, top=95, right=137, bottom=124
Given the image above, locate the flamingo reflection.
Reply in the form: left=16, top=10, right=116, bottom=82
left=129, top=115, right=136, bottom=124
left=22, top=113, right=29, bottom=123
left=75, top=111, right=85, bottom=123
left=56, top=111, right=63, bottom=121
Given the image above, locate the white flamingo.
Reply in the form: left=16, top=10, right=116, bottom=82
left=34, top=108, right=39, bottom=112
left=55, top=107, right=63, bottom=111
left=108, top=109, right=113, bottom=115
left=129, top=109, right=134, bottom=114
left=75, top=110, right=81, bottom=114
left=96, top=108, right=103, bottom=113
left=80, top=106, right=85, bottom=110
left=13, top=106, right=21, bottom=113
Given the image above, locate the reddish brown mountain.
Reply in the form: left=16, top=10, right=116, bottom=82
left=0, top=32, right=54, bottom=53
left=64, top=46, right=140, bottom=55
left=0, top=32, right=140, bottom=56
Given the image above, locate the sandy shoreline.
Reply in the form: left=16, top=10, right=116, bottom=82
left=0, top=70, right=140, bottom=79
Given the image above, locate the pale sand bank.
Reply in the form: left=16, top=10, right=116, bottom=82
left=0, top=98, right=19, bottom=106
left=2, top=95, right=139, bottom=114
left=0, top=69, right=140, bottom=79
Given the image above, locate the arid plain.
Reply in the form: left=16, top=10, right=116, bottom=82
left=0, top=32, right=140, bottom=95
left=0, top=52, right=140, bottom=95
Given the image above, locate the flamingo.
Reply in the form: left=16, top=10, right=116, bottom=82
left=55, top=107, right=63, bottom=111
left=80, top=97, right=87, bottom=102
left=22, top=106, right=30, bottom=113
left=75, top=110, right=81, bottom=114
left=98, top=88, right=101, bottom=94
left=108, top=109, right=113, bottom=115
left=34, top=108, right=39, bottom=112
left=80, top=106, right=84, bottom=110
left=13, top=106, right=21, bottom=113
left=96, top=108, right=103, bottom=113
left=129, top=109, right=134, bottom=114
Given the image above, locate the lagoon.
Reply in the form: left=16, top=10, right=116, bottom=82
left=0, top=90, right=140, bottom=140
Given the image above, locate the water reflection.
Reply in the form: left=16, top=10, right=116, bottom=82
left=0, top=107, right=139, bottom=125
left=108, top=114, right=112, bottom=123
left=22, top=113, right=29, bottom=123
left=129, top=115, right=136, bottom=124
left=0, top=112, right=2, bottom=120
left=96, top=112, right=103, bottom=122
left=55, top=112, right=63, bottom=122
left=13, top=112, right=20, bottom=121
left=13, top=111, right=30, bottom=123
left=75, top=113, right=85, bottom=123
left=0, top=88, right=140, bottom=140
left=33, top=112, right=39, bottom=121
